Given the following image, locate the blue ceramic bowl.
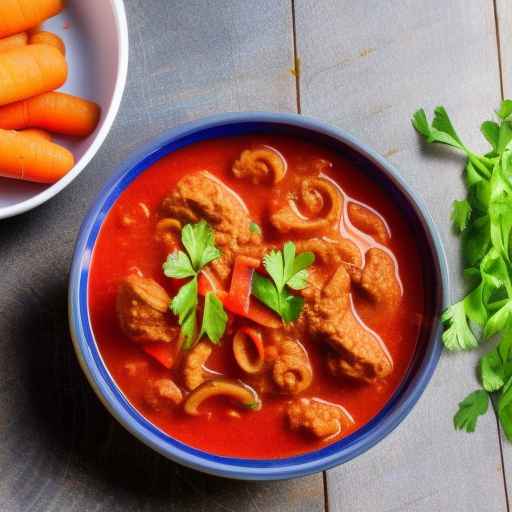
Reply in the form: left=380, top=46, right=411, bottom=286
left=69, top=112, right=448, bottom=480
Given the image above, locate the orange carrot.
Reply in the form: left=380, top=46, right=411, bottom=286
left=0, top=45, right=67, bottom=106
left=0, top=32, right=27, bottom=53
left=0, top=91, right=100, bottom=136
left=29, top=31, right=65, bottom=55
left=0, top=1, right=65, bottom=39
left=0, top=128, right=74, bottom=183
left=19, top=128, right=52, bottom=142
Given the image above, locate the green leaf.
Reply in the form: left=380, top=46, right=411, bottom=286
left=282, top=241, right=296, bottom=285
left=480, top=333, right=512, bottom=392
left=292, top=251, right=315, bottom=275
left=453, top=390, right=489, bottom=433
left=411, top=108, right=465, bottom=151
left=251, top=272, right=280, bottom=314
left=199, top=292, right=227, bottom=344
left=464, top=281, right=487, bottom=327
left=485, top=300, right=512, bottom=339
left=481, top=120, right=500, bottom=152
left=461, top=215, right=491, bottom=267
left=162, top=250, right=196, bottom=279
left=286, top=269, right=309, bottom=290
left=181, top=308, right=197, bottom=349
left=498, top=121, right=512, bottom=154
left=465, top=160, right=485, bottom=187
left=181, top=220, right=217, bottom=270
left=489, top=200, right=512, bottom=261
left=451, top=199, right=471, bottom=233
left=497, top=99, right=512, bottom=120
left=170, top=277, right=198, bottom=324
left=263, top=249, right=285, bottom=291
left=280, top=292, right=304, bottom=323
left=499, top=376, right=512, bottom=441
left=249, top=222, right=262, bottom=235
left=441, top=301, right=478, bottom=351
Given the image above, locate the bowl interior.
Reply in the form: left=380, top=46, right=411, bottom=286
left=70, top=115, right=447, bottom=480
left=0, top=0, right=127, bottom=217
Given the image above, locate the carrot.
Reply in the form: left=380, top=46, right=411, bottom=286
left=0, top=91, right=100, bottom=136
left=29, top=31, right=65, bottom=55
left=0, top=32, right=27, bottom=53
left=19, top=128, right=52, bottom=141
left=0, top=1, right=65, bottom=39
left=0, top=45, right=67, bottom=106
left=0, top=128, right=74, bottom=183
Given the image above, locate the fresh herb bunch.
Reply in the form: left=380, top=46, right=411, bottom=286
left=163, top=220, right=227, bottom=349
left=412, top=101, right=512, bottom=438
left=251, top=241, right=315, bottom=323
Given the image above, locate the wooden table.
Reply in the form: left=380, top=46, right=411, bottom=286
left=1, top=1, right=511, bottom=510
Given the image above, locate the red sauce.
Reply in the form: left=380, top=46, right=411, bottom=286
left=88, top=135, right=425, bottom=458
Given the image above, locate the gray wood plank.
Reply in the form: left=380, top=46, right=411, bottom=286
left=0, top=1, right=325, bottom=511
left=295, top=1, right=506, bottom=511
left=496, top=0, right=512, bottom=98
left=493, top=1, right=512, bottom=505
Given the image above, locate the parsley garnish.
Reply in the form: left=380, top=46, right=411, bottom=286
left=412, top=101, right=512, bottom=440
left=163, top=220, right=227, bottom=349
left=251, top=241, right=314, bottom=323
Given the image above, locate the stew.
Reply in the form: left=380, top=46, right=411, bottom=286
left=88, top=134, right=425, bottom=458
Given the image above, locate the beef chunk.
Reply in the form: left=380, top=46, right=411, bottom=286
left=286, top=398, right=351, bottom=438
left=360, top=248, right=401, bottom=310
left=305, top=266, right=392, bottom=382
left=348, top=203, right=390, bottom=244
left=183, top=341, right=213, bottom=390
left=143, top=378, right=182, bottom=411
left=116, top=275, right=177, bottom=344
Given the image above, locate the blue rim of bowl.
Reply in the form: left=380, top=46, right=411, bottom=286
left=69, top=112, right=449, bottom=480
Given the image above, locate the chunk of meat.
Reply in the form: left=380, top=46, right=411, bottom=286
left=296, top=237, right=362, bottom=282
left=143, top=378, right=183, bottom=411
left=286, top=398, right=350, bottom=438
left=272, top=338, right=313, bottom=395
left=271, top=178, right=342, bottom=236
left=159, top=172, right=264, bottom=284
left=183, top=341, right=213, bottom=390
left=232, top=146, right=287, bottom=184
left=116, top=275, right=177, bottom=344
left=360, top=248, right=401, bottom=310
left=305, top=266, right=392, bottom=382
left=348, top=203, right=390, bottom=244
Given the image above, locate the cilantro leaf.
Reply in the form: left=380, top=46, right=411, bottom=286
left=253, top=242, right=314, bottom=323
left=481, top=120, right=500, bottom=152
left=484, top=300, right=512, bottom=339
left=441, top=301, right=478, bottom=351
left=165, top=221, right=226, bottom=348
left=489, top=199, right=512, bottom=261
left=163, top=250, right=196, bottom=279
left=451, top=199, right=471, bottom=233
left=498, top=121, right=512, bottom=154
left=199, top=292, right=227, bottom=344
left=412, top=107, right=465, bottom=151
left=480, top=332, right=512, bottom=392
left=497, top=100, right=512, bottom=120
left=251, top=272, right=281, bottom=315
left=181, top=220, right=218, bottom=270
left=453, top=389, right=489, bottom=433
left=461, top=215, right=491, bottom=267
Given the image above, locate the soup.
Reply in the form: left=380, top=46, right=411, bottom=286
left=88, top=134, right=425, bottom=458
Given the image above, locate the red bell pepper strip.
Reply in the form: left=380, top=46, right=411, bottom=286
left=226, top=255, right=260, bottom=314
left=198, top=270, right=281, bottom=329
left=142, top=343, right=174, bottom=369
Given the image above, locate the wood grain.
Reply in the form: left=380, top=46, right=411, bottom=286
left=0, top=1, right=325, bottom=511
left=294, top=0, right=506, bottom=510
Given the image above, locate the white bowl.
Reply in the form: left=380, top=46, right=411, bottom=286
left=0, top=0, right=129, bottom=220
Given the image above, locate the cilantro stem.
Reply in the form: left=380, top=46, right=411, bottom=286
left=468, top=154, right=492, bottom=179
left=488, top=299, right=510, bottom=311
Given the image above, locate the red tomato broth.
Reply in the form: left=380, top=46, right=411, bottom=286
left=88, top=134, right=425, bottom=458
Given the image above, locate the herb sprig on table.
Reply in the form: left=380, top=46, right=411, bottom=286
left=412, top=101, right=512, bottom=438
left=163, top=220, right=227, bottom=349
